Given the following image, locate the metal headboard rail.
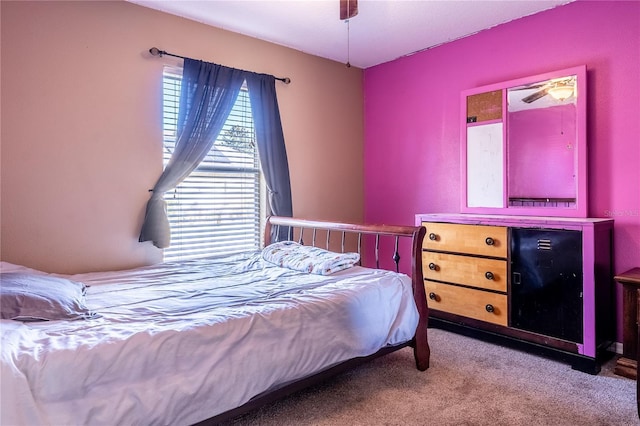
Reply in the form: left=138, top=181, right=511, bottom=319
left=264, top=216, right=425, bottom=274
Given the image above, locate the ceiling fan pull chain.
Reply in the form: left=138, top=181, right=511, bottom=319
left=346, top=18, right=351, bottom=68
left=347, top=0, right=351, bottom=67
left=340, top=0, right=357, bottom=68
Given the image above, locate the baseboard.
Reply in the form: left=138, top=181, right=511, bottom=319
left=608, top=341, right=623, bottom=355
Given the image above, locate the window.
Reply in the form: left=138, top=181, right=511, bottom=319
left=162, top=67, right=265, bottom=262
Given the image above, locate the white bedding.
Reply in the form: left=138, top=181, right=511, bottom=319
left=0, top=252, right=419, bottom=426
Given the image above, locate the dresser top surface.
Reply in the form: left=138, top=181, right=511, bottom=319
left=615, top=268, right=640, bottom=286
left=416, top=213, right=614, bottom=227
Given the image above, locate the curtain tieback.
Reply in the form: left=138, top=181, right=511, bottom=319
left=147, top=189, right=166, bottom=200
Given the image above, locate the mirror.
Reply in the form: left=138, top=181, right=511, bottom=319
left=461, top=65, right=587, bottom=217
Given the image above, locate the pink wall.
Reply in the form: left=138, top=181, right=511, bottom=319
left=364, top=0, right=640, bottom=341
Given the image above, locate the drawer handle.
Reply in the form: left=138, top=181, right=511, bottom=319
left=428, top=262, right=438, bottom=271
left=429, top=233, right=438, bottom=241
left=485, top=271, right=494, bottom=280
left=485, top=237, right=495, bottom=246
left=428, top=292, right=438, bottom=301
left=485, top=304, right=495, bottom=313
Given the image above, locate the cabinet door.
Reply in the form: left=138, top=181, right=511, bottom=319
left=510, top=228, right=583, bottom=342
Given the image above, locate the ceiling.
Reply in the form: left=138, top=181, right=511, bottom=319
left=130, top=0, right=575, bottom=69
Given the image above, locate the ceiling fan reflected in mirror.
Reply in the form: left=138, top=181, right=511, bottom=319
left=514, top=76, right=576, bottom=103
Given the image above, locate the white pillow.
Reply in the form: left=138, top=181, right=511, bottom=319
left=0, top=273, right=98, bottom=321
left=262, top=241, right=360, bottom=275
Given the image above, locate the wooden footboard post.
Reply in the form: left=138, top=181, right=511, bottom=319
left=411, top=225, right=430, bottom=371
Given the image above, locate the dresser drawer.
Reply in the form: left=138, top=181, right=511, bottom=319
left=422, top=252, right=507, bottom=292
left=425, top=281, right=508, bottom=326
left=422, top=222, right=507, bottom=258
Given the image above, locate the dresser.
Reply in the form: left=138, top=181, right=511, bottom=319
left=416, top=213, right=614, bottom=374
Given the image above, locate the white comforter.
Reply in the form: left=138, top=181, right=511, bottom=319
left=0, top=253, right=419, bottom=425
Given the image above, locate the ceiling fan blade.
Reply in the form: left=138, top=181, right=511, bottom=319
left=522, top=88, right=548, bottom=104
left=511, top=83, right=546, bottom=91
left=340, top=0, right=358, bottom=20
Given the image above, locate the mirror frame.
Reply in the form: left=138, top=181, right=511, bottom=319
left=460, top=65, right=587, bottom=218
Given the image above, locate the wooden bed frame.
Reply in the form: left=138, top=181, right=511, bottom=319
left=196, top=216, right=430, bottom=424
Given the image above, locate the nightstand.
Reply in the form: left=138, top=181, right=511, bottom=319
left=614, top=268, right=640, bottom=380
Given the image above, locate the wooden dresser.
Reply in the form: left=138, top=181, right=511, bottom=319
left=416, top=213, right=614, bottom=374
left=423, top=222, right=508, bottom=326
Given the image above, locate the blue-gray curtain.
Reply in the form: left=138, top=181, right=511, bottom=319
left=245, top=73, right=293, bottom=217
left=245, top=73, right=293, bottom=241
left=139, top=58, right=245, bottom=248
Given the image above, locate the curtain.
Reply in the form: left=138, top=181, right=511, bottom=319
left=245, top=73, right=294, bottom=242
left=139, top=58, right=245, bottom=248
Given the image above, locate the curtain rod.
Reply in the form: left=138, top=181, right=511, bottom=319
left=148, top=47, right=291, bottom=84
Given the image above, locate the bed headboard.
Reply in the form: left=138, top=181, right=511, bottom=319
left=265, top=216, right=423, bottom=271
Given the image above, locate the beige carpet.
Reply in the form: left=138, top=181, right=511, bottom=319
left=226, top=328, right=638, bottom=425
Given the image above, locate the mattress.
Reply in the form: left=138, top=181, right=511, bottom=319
left=0, top=252, right=419, bottom=425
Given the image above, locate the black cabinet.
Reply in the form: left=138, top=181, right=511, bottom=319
left=510, top=228, right=583, bottom=342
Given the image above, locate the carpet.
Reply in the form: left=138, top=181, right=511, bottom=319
left=227, top=328, right=638, bottom=425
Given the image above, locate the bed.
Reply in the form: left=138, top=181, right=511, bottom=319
left=0, top=216, right=429, bottom=425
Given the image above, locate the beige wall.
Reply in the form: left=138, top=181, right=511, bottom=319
left=0, top=1, right=364, bottom=274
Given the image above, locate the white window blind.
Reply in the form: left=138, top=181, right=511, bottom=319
left=162, top=67, right=264, bottom=262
